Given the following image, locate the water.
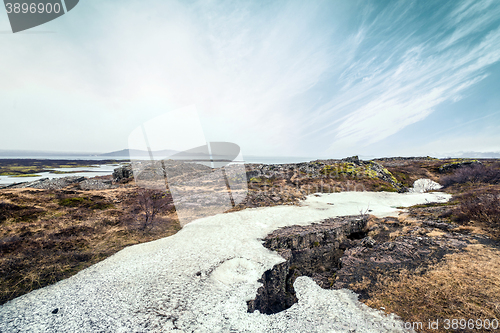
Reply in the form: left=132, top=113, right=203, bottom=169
left=0, top=155, right=130, bottom=160
left=0, top=163, right=126, bottom=186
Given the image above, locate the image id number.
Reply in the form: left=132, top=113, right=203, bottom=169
left=5, top=2, right=61, bottom=14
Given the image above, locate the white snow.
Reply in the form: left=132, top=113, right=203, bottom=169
left=0, top=191, right=450, bottom=332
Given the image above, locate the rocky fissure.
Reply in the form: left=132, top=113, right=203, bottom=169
left=247, top=211, right=490, bottom=315
left=247, top=215, right=368, bottom=314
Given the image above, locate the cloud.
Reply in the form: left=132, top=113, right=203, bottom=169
left=312, top=0, right=500, bottom=154
left=1, top=0, right=340, bottom=154
left=1, top=0, right=499, bottom=157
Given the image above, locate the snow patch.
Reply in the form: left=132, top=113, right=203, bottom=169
left=409, top=178, right=443, bottom=193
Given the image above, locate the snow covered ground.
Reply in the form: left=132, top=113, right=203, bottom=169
left=0, top=191, right=450, bottom=332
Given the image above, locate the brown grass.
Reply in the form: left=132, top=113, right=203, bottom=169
left=0, top=187, right=180, bottom=305
left=362, top=244, right=500, bottom=332
left=445, top=187, right=500, bottom=240
left=378, top=160, right=442, bottom=187
left=441, top=163, right=500, bottom=187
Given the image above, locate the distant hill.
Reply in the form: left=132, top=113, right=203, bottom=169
left=98, top=149, right=179, bottom=157
left=454, top=151, right=500, bottom=158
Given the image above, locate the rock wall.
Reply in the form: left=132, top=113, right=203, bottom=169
left=247, top=215, right=368, bottom=314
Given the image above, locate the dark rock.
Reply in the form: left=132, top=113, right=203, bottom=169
left=79, top=179, right=116, bottom=190
left=421, top=220, right=458, bottom=230
left=360, top=236, right=376, bottom=248
left=438, top=160, right=481, bottom=173
left=247, top=215, right=368, bottom=314
left=332, top=233, right=473, bottom=300
left=342, top=155, right=360, bottom=165
left=374, top=156, right=437, bottom=162
left=112, top=164, right=133, bottom=181
left=245, top=158, right=403, bottom=191
left=366, top=161, right=401, bottom=189
left=397, top=186, right=409, bottom=193
left=51, top=308, right=58, bottom=314
left=7, top=176, right=85, bottom=190
left=247, top=213, right=487, bottom=315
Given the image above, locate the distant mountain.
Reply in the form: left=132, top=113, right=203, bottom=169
left=100, top=148, right=234, bottom=159
left=98, top=149, right=180, bottom=158
left=452, top=151, right=500, bottom=158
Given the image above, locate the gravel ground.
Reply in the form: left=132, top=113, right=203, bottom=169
left=0, top=191, right=450, bottom=332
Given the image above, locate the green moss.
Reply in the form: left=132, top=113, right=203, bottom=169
left=321, top=162, right=363, bottom=177
left=408, top=201, right=458, bottom=209
left=90, top=203, right=115, bottom=210
left=364, top=168, right=378, bottom=179
left=391, top=171, right=411, bottom=187
left=59, top=197, right=89, bottom=207
left=0, top=166, right=41, bottom=176
left=376, top=184, right=398, bottom=192
left=10, top=174, right=42, bottom=178
left=250, top=177, right=261, bottom=182
left=313, top=241, right=320, bottom=247
left=381, top=166, right=398, bottom=184
left=440, top=159, right=479, bottom=169
left=319, top=164, right=336, bottom=175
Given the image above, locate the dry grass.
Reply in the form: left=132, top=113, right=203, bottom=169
left=441, top=163, right=500, bottom=187
left=382, top=161, right=440, bottom=187
left=363, top=244, right=500, bottom=332
left=0, top=187, right=180, bottom=305
left=426, top=230, right=446, bottom=237
left=443, top=187, right=500, bottom=240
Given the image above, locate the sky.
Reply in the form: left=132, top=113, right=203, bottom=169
left=1, top=0, right=500, bottom=159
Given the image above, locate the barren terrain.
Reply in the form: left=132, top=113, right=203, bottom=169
left=1, top=157, right=499, bottom=332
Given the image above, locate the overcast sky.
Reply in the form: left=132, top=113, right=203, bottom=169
left=1, top=0, right=500, bottom=158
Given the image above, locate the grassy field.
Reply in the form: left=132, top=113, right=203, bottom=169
left=0, top=185, right=180, bottom=305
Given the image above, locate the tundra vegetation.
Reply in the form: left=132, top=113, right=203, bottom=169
left=0, top=159, right=123, bottom=176
left=0, top=157, right=499, bottom=332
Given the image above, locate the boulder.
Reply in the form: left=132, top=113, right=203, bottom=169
left=112, top=164, right=133, bottom=181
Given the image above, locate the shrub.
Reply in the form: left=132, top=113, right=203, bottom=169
left=137, top=189, right=174, bottom=230
left=441, top=163, right=500, bottom=187
left=453, top=191, right=500, bottom=232
left=0, top=202, right=44, bottom=222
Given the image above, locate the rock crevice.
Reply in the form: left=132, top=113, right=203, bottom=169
left=247, top=215, right=368, bottom=314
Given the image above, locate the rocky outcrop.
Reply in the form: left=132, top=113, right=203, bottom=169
left=112, top=164, right=134, bottom=182
left=248, top=212, right=489, bottom=315
left=366, top=161, right=402, bottom=189
left=341, top=155, right=361, bottom=164
left=4, top=176, right=86, bottom=190
left=374, top=156, right=437, bottom=161
left=246, top=159, right=403, bottom=190
left=78, top=178, right=116, bottom=190
left=247, top=215, right=368, bottom=314
left=332, top=216, right=488, bottom=301
left=438, top=160, right=481, bottom=173
left=111, top=157, right=404, bottom=192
